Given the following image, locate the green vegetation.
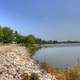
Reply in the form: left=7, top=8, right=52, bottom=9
left=0, top=26, right=59, bottom=44
left=0, top=25, right=80, bottom=80
left=14, top=31, right=24, bottom=44
left=20, top=73, right=40, bottom=80
left=0, top=25, right=79, bottom=46
left=29, top=73, right=40, bottom=80
left=0, top=26, right=14, bottom=43
left=0, top=25, right=59, bottom=56
left=26, top=44, right=39, bottom=56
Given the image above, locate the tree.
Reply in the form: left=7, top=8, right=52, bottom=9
left=29, top=73, right=40, bottom=80
left=2, top=27, right=14, bottom=43
left=35, top=38, right=42, bottom=44
left=14, top=31, right=24, bottom=44
left=22, top=35, right=37, bottom=46
left=0, top=26, right=3, bottom=42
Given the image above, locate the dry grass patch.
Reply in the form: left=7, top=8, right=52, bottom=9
left=64, top=65, right=80, bottom=80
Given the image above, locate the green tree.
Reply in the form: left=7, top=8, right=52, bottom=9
left=23, top=35, right=37, bottom=45
left=29, top=73, right=40, bottom=80
left=35, top=38, right=42, bottom=44
left=0, top=26, right=3, bottom=42
left=14, top=31, right=23, bottom=44
left=2, top=27, right=14, bottom=43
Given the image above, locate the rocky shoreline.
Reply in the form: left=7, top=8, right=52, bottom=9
left=0, top=44, right=58, bottom=80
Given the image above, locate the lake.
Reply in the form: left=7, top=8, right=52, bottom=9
left=33, top=43, right=80, bottom=70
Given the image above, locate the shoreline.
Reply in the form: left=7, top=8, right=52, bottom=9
left=0, top=44, right=80, bottom=80
left=0, top=44, right=60, bottom=80
left=27, top=44, right=67, bottom=80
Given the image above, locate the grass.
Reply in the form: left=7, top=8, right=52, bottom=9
left=25, top=44, right=40, bottom=56
left=64, top=65, right=80, bottom=80
left=41, top=63, right=80, bottom=80
left=24, top=44, right=80, bottom=80
left=40, top=62, right=66, bottom=80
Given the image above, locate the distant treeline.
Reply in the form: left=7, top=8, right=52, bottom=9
left=0, top=26, right=59, bottom=44
left=59, top=41, right=80, bottom=43
left=0, top=26, right=80, bottom=45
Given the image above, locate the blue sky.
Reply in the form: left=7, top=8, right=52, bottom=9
left=0, top=0, right=80, bottom=40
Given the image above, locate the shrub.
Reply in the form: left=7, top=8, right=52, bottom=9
left=0, top=27, right=14, bottom=43
left=29, top=73, right=40, bottom=80
left=26, top=44, right=39, bottom=56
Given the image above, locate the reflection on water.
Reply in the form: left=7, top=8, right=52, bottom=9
left=33, top=43, right=80, bottom=70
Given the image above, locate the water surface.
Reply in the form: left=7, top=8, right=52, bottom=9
left=33, top=43, right=80, bottom=70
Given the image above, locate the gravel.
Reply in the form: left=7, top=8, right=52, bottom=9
left=0, top=44, right=57, bottom=80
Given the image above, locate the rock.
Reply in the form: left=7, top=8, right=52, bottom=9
left=0, top=44, right=57, bottom=80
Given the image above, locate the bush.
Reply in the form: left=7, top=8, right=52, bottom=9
left=29, top=73, right=40, bottom=80
left=0, top=27, right=14, bottom=43
left=26, top=44, right=39, bottom=56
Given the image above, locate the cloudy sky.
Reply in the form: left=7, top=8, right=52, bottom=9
left=0, top=0, right=80, bottom=40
